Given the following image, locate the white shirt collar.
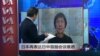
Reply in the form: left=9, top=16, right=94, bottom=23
left=26, top=17, right=33, bottom=22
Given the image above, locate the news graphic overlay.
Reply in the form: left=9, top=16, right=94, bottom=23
left=19, top=7, right=85, bottom=50
left=0, top=0, right=18, bottom=56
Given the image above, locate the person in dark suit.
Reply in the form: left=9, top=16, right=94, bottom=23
left=48, top=13, right=73, bottom=43
left=19, top=7, right=47, bottom=56
left=19, top=7, right=47, bottom=43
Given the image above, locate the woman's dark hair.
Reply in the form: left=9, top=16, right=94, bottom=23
left=54, top=13, right=67, bottom=28
left=27, top=7, right=38, bottom=17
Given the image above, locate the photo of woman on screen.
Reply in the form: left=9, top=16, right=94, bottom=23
left=48, top=13, right=73, bottom=43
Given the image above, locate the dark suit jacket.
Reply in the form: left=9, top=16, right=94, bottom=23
left=19, top=18, right=45, bottom=43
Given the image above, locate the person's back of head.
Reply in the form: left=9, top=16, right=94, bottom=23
left=27, top=7, right=38, bottom=17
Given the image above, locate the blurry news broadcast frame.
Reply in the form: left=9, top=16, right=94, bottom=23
left=19, top=7, right=89, bottom=51
left=19, top=0, right=89, bottom=50
left=2, top=0, right=99, bottom=56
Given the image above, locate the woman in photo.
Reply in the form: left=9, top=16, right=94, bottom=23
left=48, top=13, right=73, bottom=43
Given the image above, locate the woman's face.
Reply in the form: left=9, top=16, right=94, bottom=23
left=55, top=17, right=65, bottom=34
